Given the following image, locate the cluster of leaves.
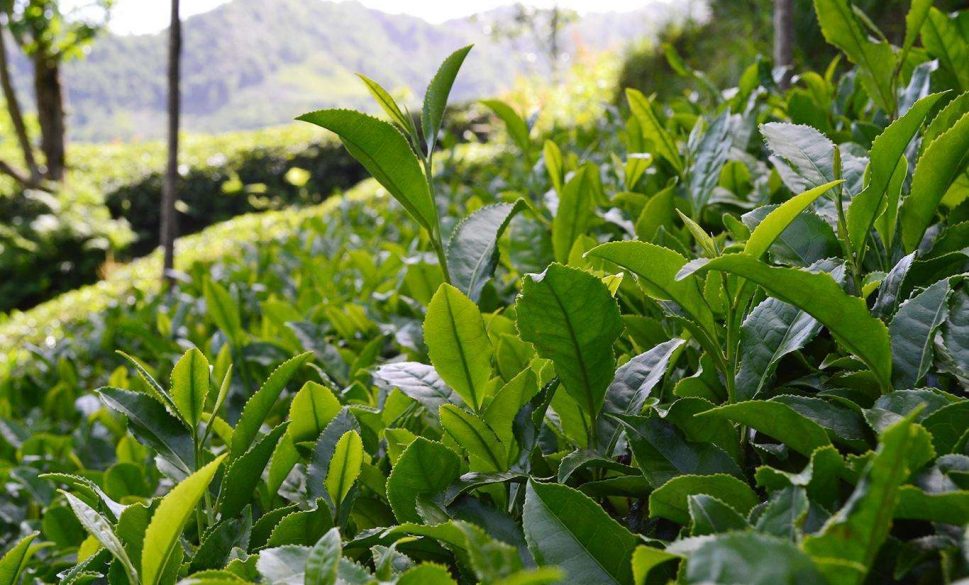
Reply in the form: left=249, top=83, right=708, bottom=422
left=2, top=0, right=969, bottom=583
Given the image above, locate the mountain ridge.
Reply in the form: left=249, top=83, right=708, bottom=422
left=11, top=0, right=688, bottom=141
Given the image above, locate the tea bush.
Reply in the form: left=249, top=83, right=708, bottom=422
left=1, top=0, right=969, bottom=583
left=1, top=125, right=365, bottom=313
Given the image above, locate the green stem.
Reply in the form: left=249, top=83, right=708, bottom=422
left=833, top=153, right=864, bottom=295
left=423, top=150, right=452, bottom=285
left=431, top=232, right=452, bottom=284
left=192, top=431, right=207, bottom=537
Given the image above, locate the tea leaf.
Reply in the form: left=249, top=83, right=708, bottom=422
left=813, top=0, right=896, bottom=113
left=900, top=110, right=969, bottom=251
left=760, top=123, right=835, bottom=190
left=0, top=532, right=40, bottom=585
left=171, top=347, right=209, bottom=429
left=203, top=279, right=243, bottom=343
left=890, top=278, right=952, bottom=388
left=553, top=166, right=596, bottom=263
left=305, top=528, right=341, bottom=585
left=424, top=284, right=494, bottom=410
left=325, top=431, right=364, bottom=509
left=847, top=92, right=945, bottom=254
left=447, top=200, right=528, bottom=301
left=699, top=400, right=831, bottom=456
left=440, top=404, right=506, bottom=472
left=587, top=241, right=717, bottom=336
left=685, top=532, right=825, bottom=585
left=61, top=492, right=138, bottom=584
left=298, top=109, right=437, bottom=232
left=219, top=422, right=289, bottom=519
left=626, top=89, right=683, bottom=174
left=803, top=413, right=935, bottom=585
left=922, top=8, right=969, bottom=91
left=746, top=179, right=842, bottom=259
left=523, top=480, right=638, bottom=585
left=97, top=386, right=195, bottom=474
left=516, top=264, right=624, bottom=426
left=423, top=45, right=473, bottom=153
left=481, top=99, right=531, bottom=158
left=387, top=438, right=461, bottom=523
left=142, top=454, right=226, bottom=585
left=231, top=352, right=313, bottom=458
left=649, top=474, right=758, bottom=524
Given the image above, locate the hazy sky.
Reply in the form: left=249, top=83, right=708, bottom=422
left=104, top=0, right=659, bottom=35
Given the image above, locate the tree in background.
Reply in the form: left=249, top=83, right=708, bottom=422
left=618, top=0, right=967, bottom=102
left=161, top=0, right=180, bottom=286
left=0, top=20, right=39, bottom=186
left=485, top=4, right=577, bottom=78
left=0, top=0, right=112, bottom=182
left=774, top=0, right=794, bottom=89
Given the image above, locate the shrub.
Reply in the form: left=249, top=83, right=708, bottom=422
left=104, top=135, right=366, bottom=256
left=0, top=186, right=132, bottom=311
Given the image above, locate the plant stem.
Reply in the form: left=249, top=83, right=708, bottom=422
left=431, top=231, right=452, bottom=284
left=423, top=150, right=452, bottom=285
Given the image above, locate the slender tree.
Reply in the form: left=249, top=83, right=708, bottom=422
left=161, top=0, right=181, bottom=286
left=0, top=26, right=40, bottom=186
left=485, top=3, right=577, bottom=78
left=1, top=0, right=112, bottom=182
left=773, top=0, right=794, bottom=89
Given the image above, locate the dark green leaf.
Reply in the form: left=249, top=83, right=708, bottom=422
left=523, top=480, right=638, bottom=585
left=231, top=352, right=312, bottom=459
left=97, top=387, right=195, bottom=474
left=387, top=438, right=461, bottom=523
left=516, top=264, right=624, bottom=426
left=649, top=474, right=758, bottom=524
left=220, top=422, right=289, bottom=519
left=688, top=495, right=749, bottom=536
left=699, top=399, right=832, bottom=456
left=447, top=200, right=527, bottom=301
left=803, top=413, right=935, bottom=585
left=890, top=278, right=952, bottom=387
left=685, top=532, right=826, bottom=585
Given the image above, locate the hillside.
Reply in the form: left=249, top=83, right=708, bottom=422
left=8, top=0, right=691, bottom=142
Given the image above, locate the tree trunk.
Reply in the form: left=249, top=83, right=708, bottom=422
left=774, top=0, right=794, bottom=89
left=0, top=29, right=40, bottom=185
left=33, top=52, right=66, bottom=181
left=161, top=0, right=181, bottom=287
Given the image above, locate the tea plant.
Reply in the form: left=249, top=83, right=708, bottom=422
left=1, top=0, right=968, bottom=583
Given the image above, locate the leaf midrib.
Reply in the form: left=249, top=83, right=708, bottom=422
left=533, top=488, right=622, bottom=584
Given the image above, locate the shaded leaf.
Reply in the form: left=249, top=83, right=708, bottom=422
left=523, top=480, right=638, bottom=585
left=447, top=200, right=528, bottom=301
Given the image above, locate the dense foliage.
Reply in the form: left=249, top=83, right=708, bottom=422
left=2, top=0, right=969, bottom=583
left=0, top=125, right=365, bottom=312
